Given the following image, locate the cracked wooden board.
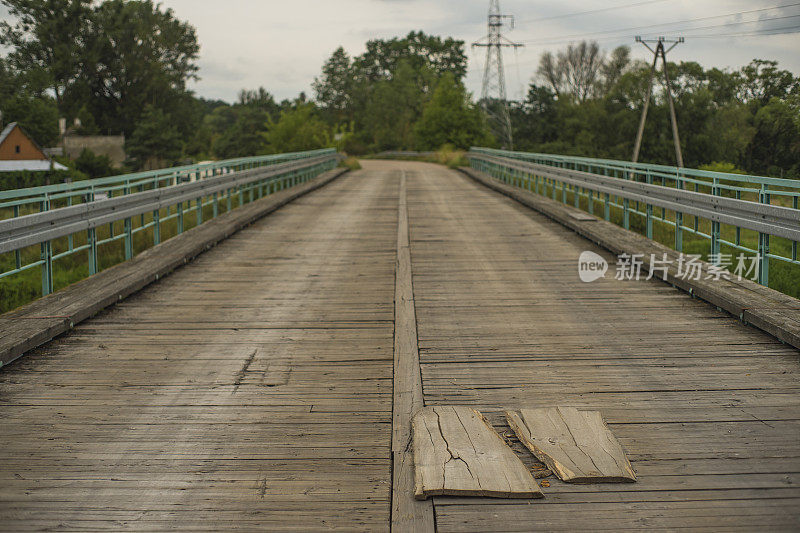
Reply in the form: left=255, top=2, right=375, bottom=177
left=506, top=407, right=636, bottom=483
left=412, top=405, right=543, bottom=499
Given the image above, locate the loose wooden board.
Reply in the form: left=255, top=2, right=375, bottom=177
left=506, top=407, right=636, bottom=483
left=412, top=405, right=543, bottom=499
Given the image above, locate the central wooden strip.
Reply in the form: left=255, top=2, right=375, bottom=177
left=391, top=170, right=435, bottom=532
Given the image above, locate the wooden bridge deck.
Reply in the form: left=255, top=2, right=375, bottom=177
left=1, top=160, right=799, bottom=531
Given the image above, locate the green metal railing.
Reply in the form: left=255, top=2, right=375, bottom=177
left=470, top=147, right=800, bottom=288
left=0, top=149, right=338, bottom=298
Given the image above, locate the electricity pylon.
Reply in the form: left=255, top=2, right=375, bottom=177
left=632, top=36, right=685, bottom=166
left=473, top=0, right=522, bottom=150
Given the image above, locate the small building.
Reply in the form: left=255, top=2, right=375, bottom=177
left=61, top=118, right=126, bottom=169
left=0, top=122, right=67, bottom=172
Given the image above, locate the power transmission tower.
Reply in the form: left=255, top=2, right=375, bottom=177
left=473, top=0, right=522, bottom=150
left=632, top=36, right=685, bottom=166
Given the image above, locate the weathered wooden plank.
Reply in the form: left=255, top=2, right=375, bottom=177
left=0, top=168, right=348, bottom=367
left=506, top=407, right=636, bottom=483
left=0, top=167, right=398, bottom=530
left=460, top=166, right=800, bottom=352
left=391, top=170, right=435, bottom=531
left=412, top=405, right=542, bottom=499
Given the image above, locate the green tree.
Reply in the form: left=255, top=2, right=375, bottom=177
left=212, top=107, right=269, bottom=159
left=0, top=0, right=92, bottom=108
left=72, top=0, right=199, bottom=137
left=74, top=149, right=115, bottom=178
left=414, top=74, right=490, bottom=150
left=365, top=61, right=424, bottom=150
left=749, top=97, right=800, bottom=175
left=126, top=105, right=183, bottom=168
left=264, top=104, right=332, bottom=153
left=313, top=47, right=355, bottom=124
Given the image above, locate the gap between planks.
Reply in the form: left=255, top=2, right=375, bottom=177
left=391, top=170, right=435, bottom=532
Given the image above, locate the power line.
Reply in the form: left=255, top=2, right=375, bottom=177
left=684, top=24, right=800, bottom=38
left=513, top=23, right=798, bottom=67
left=522, top=2, right=800, bottom=44
left=517, top=0, right=671, bottom=24
left=515, top=16, right=800, bottom=50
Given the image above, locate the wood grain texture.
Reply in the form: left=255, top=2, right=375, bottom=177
left=0, top=168, right=348, bottom=367
left=2, top=160, right=799, bottom=531
left=412, top=405, right=542, bottom=499
left=403, top=161, right=800, bottom=530
left=461, top=166, right=800, bottom=352
left=391, top=170, right=435, bottom=531
left=0, top=167, right=397, bottom=531
left=506, top=407, right=636, bottom=483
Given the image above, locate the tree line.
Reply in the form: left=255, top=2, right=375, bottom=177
left=514, top=42, right=800, bottom=177
left=1, top=0, right=798, bottom=179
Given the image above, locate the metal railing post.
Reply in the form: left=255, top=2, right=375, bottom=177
left=758, top=184, right=770, bottom=285
left=710, top=178, right=721, bottom=263
left=646, top=170, right=653, bottom=239
left=177, top=201, right=184, bottom=234
left=675, top=169, right=684, bottom=252
left=124, top=181, right=133, bottom=260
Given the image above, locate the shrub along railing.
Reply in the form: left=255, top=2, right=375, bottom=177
left=468, top=148, right=800, bottom=290
left=0, top=149, right=338, bottom=299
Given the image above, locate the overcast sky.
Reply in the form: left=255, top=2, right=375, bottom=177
left=3, top=0, right=800, bottom=102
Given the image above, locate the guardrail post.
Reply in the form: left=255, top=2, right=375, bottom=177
left=622, top=169, right=630, bottom=230
left=153, top=207, right=160, bottom=246
left=758, top=184, right=770, bottom=285
left=574, top=184, right=580, bottom=209
left=735, top=190, right=741, bottom=248
left=67, top=196, right=74, bottom=252
left=675, top=169, right=684, bottom=252
left=793, top=195, right=798, bottom=262
left=646, top=170, right=653, bottom=240
left=603, top=168, right=610, bottom=221
left=195, top=195, right=203, bottom=226
left=213, top=192, right=219, bottom=218
left=710, top=178, right=721, bottom=264
left=13, top=205, right=21, bottom=270
left=40, top=196, right=53, bottom=296
left=123, top=181, right=133, bottom=260
left=177, top=201, right=184, bottom=234
left=88, top=227, right=98, bottom=275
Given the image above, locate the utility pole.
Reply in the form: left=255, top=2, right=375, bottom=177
left=632, top=36, right=684, bottom=167
left=473, top=0, right=522, bottom=150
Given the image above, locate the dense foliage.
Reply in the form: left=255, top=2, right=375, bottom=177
left=1, top=0, right=798, bottom=178
left=312, top=32, right=490, bottom=153
left=512, top=46, right=800, bottom=177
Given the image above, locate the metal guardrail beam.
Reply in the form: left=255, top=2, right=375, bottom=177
left=0, top=154, right=336, bottom=254
left=470, top=153, right=800, bottom=242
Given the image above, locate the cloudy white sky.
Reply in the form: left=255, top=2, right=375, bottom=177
left=3, top=0, right=800, bottom=102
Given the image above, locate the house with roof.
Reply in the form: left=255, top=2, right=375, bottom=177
left=0, top=122, right=67, bottom=172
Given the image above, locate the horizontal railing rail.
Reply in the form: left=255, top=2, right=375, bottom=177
left=468, top=148, right=800, bottom=288
left=0, top=155, right=334, bottom=254
left=0, top=149, right=338, bottom=299
left=0, top=149, right=334, bottom=211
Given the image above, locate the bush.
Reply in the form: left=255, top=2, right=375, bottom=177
left=339, top=156, right=362, bottom=171
left=698, top=162, right=747, bottom=175
left=74, top=149, right=116, bottom=179
left=433, top=145, right=468, bottom=168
